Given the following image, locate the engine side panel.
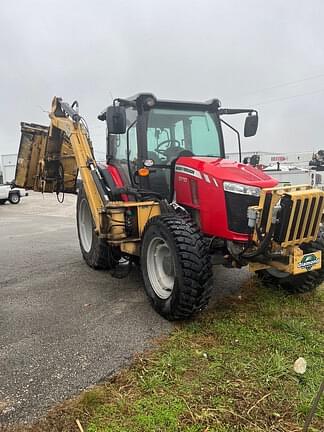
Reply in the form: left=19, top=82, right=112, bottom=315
left=175, top=167, right=247, bottom=241
left=174, top=156, right=278, bottom=241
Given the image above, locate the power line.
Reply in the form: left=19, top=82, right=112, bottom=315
left=238, top=72, right=324, bottom=98
left=252, top=86, right=324, bottom=107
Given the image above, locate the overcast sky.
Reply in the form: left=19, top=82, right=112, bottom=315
left=1, top=0, right=324, bottom=159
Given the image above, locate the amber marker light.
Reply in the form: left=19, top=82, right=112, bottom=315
left=138, top=167, right=150, bottom=177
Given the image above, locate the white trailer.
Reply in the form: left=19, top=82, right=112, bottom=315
left=226, top=151, right=314, bottom=168
left=263, top=165, right=324, bottom=190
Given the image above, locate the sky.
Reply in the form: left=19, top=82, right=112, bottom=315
left=1, top=0, right=324, bottom=159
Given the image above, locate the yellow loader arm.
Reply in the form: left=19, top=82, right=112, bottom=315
left=15, top=97, right=160, bottom=246
left=15, top=97, right=108, bottom=232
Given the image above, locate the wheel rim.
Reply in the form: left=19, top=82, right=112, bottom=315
left=79, top=198, right=93, bottom=253
left=146, top=236, right=175, bottom=299
left=10, top=194, right=19, bottom=203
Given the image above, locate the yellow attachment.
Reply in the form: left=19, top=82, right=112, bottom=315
left=49, top=110, right=104, bottom=233
left=293, top=249, right=321, bottom=274
left=15, top=97, right=162, bottom=249
left=107, top=208, right=127, bottom=240
left=249, top=247, right=322, bottom=275
left=120, top=242, right=140, bottom=256
left=15, top=98, right=104, bottom=233
left=15, top=123, right=78, bottom=193
left=253, top=185, right=324, bottom=247
left=106, top=201, right=160, bottom=248
left=136, top=202, right=160, bottom=235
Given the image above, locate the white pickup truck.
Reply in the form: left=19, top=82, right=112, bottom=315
left=0, top=184, right=28, bottom=205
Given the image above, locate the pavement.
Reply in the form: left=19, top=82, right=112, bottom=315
left=0, top=192, right=250, bottom=425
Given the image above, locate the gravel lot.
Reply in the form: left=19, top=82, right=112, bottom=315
left=0, top=192, right=250, bottom=426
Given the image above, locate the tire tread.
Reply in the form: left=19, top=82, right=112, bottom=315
left=142, top=215, right=213, bottom=320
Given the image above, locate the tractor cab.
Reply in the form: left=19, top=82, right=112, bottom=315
left=99, top=93, right=258, bottom=201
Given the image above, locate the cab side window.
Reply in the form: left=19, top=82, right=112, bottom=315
left=115, top=125, right=137, bottom=162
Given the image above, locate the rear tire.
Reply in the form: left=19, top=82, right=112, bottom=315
left=257, top=239, right=324, bottom=293
left=141, top=215, right=213, bottom=320
left=9, top=193, right=20, bottom=204
left=77, top=184, right=116, bottom=269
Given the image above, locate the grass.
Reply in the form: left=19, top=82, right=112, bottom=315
left=6, top=279, right=324, bottom=432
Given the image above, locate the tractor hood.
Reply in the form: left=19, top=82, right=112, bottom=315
left=176, top=156, right=278, bottom=188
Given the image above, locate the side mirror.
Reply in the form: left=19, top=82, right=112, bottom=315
left=106, top=106, right=126, bottom=134
left=244, top=113, right=258, bottom=137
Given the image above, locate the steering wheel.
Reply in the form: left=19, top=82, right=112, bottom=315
left=156, top=139, right=181, bottom=156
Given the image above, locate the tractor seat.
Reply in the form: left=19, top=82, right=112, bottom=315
left=147, top=150, right=194, bottom=201
left=97, top=164, right=122, bottom=199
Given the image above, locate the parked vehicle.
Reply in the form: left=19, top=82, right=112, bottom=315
left=0, top=184, right=28, bottom=205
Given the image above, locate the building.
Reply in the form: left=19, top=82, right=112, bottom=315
left=0, top=154, right=17, bottom=184
left=226, top=150, right=314, bottom=168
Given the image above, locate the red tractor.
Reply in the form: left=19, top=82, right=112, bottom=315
left=16, top=94, right=324, bottom=320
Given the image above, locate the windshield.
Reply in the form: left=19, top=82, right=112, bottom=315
left=147, top=108, right=222, bottom=164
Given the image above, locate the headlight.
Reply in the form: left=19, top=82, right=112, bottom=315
left=223, top=181, right=260, bottom=197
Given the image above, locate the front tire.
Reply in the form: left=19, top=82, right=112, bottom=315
left=77, top=184, right=115, bottom=269
left=9, top=193, right=20, bottom=204
left=141, top=215, right=213, bottom=320
left=257, top=240, right=324, bottom=293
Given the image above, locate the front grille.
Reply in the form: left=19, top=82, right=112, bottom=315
left=225, top=191, right=259, bottom=234
left=257, top=186, right=324, bottom=247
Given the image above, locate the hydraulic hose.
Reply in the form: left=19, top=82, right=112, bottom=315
left=56, top=163, right=65, bottom=203
left=240, top=223, right=276, bottom=259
